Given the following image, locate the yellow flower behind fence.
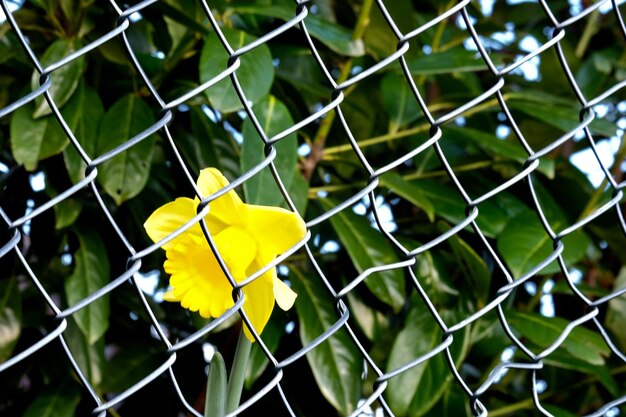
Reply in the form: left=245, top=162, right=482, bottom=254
left=144, top=168, right=306, bottom=341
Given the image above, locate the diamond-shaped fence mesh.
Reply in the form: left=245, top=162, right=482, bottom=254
left=1, top=0, right=626, bottom=416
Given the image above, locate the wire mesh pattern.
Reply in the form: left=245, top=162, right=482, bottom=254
left=1, top=0, right=626, bottom=416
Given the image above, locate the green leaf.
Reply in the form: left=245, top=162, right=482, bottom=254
left=507, top=311, right=610, bottom=365
left=386, top=307, right=470, bottom=416
left=543, top=351, right=618, bottom=396
left=100, top=344, right=162, bottom=392
left=319, top=199, right=406, bottom=311
left=184, top=106, right=223, bottom=172
left=292, top=270, right=362, bottom=415
left=10, top=101, right=68, bottom=171
left=22, top=380, right=81, bottom=417
left=302, top=14, right=364, bottom=57
left=64, top=319, right=105, bottom=387
left=605, top=267, right=626, bottom=352
left=54, top=197, right=82, bottom=229
left=199, top=28, right=274, bottom=113
left=204, top=351, right=227, bottom=417
left=0, top=277, right=21, bottom=362
left=380, top=172, right=435, bottom=222
left=31, top=39, right=86, bottom=118
left=445, top=126, right=555, bottom=178
left=96, top=94, right=156, bottom=205
left=381, top=72, right=422, bottom=130
left=446, top=230, right=491, bottom=305
left=508, top=93, right=617, bottom=138
left=407, top=179, right=524, bottom=238
left=288, top=170, right=309, bottom=216
left=497, top=211, right=590, bottom=277
left=242, top=95, right=298, bottom=206
left=62, top=81, right=104, bottom=183
left=244, top=319, right=281, bottom=389
left=65, top=230, right=110, bottom=344
left=406, top=49, right=491, bottom=76
left=230, top=6, right=364, bottom=57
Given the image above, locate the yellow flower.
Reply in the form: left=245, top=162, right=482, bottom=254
left=144, top=168, right=306, bottom=341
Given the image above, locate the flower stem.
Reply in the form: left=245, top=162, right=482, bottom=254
left=226, top=330, right=252, bottom=414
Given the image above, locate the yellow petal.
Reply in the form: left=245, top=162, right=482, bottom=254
left=213, top=226, right=257, bottom=279
left=196, top=168, right=246, bottom=228
left=246, top=204, right=306, bottom=255
left=163, top=238, right=234, bottom=319
left=144, top=197, right=202, bottom=250
left=162, top=288, right=178, bottom=302
left=240, top=269, right=275, bottom=342
left=273, top=276, right=297, bottom=311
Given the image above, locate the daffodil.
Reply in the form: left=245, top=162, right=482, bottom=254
left=144, top=168, right=306, bottom=341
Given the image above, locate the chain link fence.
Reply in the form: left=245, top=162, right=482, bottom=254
left=1, top=0, right=626, bottom=416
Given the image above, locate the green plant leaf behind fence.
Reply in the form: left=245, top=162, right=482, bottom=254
left=199, top=28, right=274, bottom=114
left=22, top=380, right=81, bottom=417
left=62, top=81, right=104, bottom=183
left=386, top=306, right=470, bottom=417
left=507, top=311, right=610, bottom=366
left=292, top=270, right=362, bottom=415
left=64, top=230, right=110, bottom=344
left=30, top=39, right=86, bottom=119
left=319, top=199, right=406, bottom=311
left=241, top=95, right=298, bottom=207
left=95, top=94, right=156, bottom=205
left=10, top=99, right=68, bottom=171
left=497, top=211, right=589, bottom=278
left=380, top=72, right=423, bottom=131
left=204, top=351, right=227, bottom=417
left=64, top=319, right=105, bottom=388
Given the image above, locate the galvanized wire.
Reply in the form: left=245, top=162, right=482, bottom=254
left=0, top=0, right=625, bottom=416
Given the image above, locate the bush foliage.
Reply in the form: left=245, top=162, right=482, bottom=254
left=1, top=0, right=625, bottom=416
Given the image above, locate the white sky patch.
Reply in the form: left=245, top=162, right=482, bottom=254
left=570, top=136, right=621, bottom=187
left=29, top=172, right=46, bottom=192
left=134, top=270, right=164, bottom=302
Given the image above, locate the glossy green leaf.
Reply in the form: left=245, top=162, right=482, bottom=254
left=0, top=277, right=21, bottom=362
left=408, top=179, right=524, bottom=238
left=507, top=311, right=610, bottom=366
left=199, top=28, right=274, bottom=113
left=381, top=72, right=422, bottom=130
left=10, top=101, right=68, bottom=171
left=22, top=380, right=81, bottom=417
left=96, top=94, right=156, bottom=205
left=64, top=319, right=105, bottom=387
left=605, top=267, right=626, bottom=352
left=497, top=211, right=590, bottom=277
left=230, top=6, right=364, bottom=57
left=319, top=199, right=406, bottom=311
left=508, top=93, right=617, bottom=138
left=31, top=39, right=86, bottom=118
left=204, top=351, right=227, bottom=417
left=292, top=270, right=362, bottom=415
left=406, top=49, right=490, bottom=75
left=380, top=171, right=435, bottom=221
left=386, top=307, right=469, bottom=416
left=242, top=95, right=298, bottom=206
left=62, top=81, right=104, bottom=183
left=65, top=230, right=110, bottom=344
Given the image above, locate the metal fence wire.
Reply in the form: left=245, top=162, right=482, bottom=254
left=1, top=0, right=626, bottom=416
